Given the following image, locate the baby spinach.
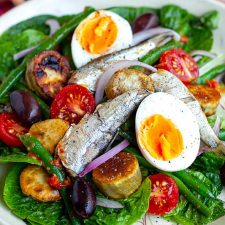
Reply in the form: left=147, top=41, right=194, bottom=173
left=108, top=6, right=158, bottom=23
left=0, top=141, right=40, bottom=165
left=3, top=163, right=64, bottom=225
left=159, top=4, right=218, bottom=52
left=84, top=178, right=151, bottom=225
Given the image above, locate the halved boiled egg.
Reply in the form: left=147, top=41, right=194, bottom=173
left=71, top=10, right=133, bottom=68
left=135, top=92, right=200, bottom=172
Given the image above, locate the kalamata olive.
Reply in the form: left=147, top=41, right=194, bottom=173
left=220, top=163, right=225, bottom=185
left=10, top=90, right=41, bottom=127
left=72, top=177, right=96, bottom=219
left=133, top=13, right=159, bottom=33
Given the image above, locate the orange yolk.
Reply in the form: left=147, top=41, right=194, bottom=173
left=139, top=114, right=183, bottom=161
left=76, top=11, right=118, bottom=54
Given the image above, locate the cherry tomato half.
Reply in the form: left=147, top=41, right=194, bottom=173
left=148, top=174, right=179, bottom=215
left=0, top=112, right=28, bottom=147
left=50, top=84, right=95, bottom=124
left=156, top=48, right=199, bottom=83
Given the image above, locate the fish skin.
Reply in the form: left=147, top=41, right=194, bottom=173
left=57, top=89, right=150, bottom=177
left=69, top=33, right=174, bottom=92
left=150, top=69, right=225, bottom=154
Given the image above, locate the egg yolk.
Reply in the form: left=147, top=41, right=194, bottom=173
left=139, top=114, right=183, bottom=161
left=76, top=11, right=118, bottom=54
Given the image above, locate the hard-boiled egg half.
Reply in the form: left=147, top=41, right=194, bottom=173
left=136, top=92, right=200, bottom=172
left=71, top=10, right=133, bottom=68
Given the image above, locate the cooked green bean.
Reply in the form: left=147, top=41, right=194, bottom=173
left=0, top=7, right=94, bottom=100
left=140, top=40, right=181, bottom=65
left=196, top=64, right=225, bottom=84
left=19, top=135, right=80, bottom=225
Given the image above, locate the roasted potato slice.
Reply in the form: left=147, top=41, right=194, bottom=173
left=29, top=119, right=69, bottom=154
left=105, top=68, right=154, bottom=99
left=20, top=165, right=61, bottom=202
left=25, top=50, right=71, bottom=99
left=92, top=152, right=142, bottom=199
left=187, top=84, right=221, bottom=116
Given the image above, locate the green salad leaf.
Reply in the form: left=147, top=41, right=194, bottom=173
left=84, top=178, right=151, bottom=225
left=0, top=15, right=56, bottom=43
left=0, top=141, right=40, bottom=165
left=108, top=6, right=158, bottom=23
left=3, top=163, right=63, bottom=225
left=159, top=4, right=218, bottom=52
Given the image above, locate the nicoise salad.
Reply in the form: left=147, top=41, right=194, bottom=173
left=0, top=4, right=225, bottom=225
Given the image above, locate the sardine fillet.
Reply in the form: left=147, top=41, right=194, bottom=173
left=69, top=33, right=174, bottom=92
left=57, top=89, right=149, bottom=177
left=151, top=69, right=224, bottom=152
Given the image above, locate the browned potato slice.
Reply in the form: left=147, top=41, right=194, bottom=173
left=92, top=152, right=142, bottom=199
left=20, top=165, right=61, bottom=202
left=25, top=50, right=71, bottom=99
left=29, top=119, right=69, bottom=155
left=187, top=84, right=221, bottom=116
left=105, top=68, right=154, bottom=99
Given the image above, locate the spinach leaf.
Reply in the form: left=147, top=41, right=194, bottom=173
left=108, top=6, right=158, bottom=23
left=84, top=178, right=151, bottom=225
left=0, top=29, right=46, bottom=80
left=0, top=15, right=56, bottom=43
left=3, top=163, right=63, bottom=225
left=0, top=141, right=40, bottom=165
left=159, top=5, right=217, bottom=52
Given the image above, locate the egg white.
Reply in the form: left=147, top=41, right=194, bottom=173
left=71, top=10, right=133, bottom=68
left=135, top=92, right=200, bottom=172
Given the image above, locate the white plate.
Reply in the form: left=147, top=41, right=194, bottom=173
left=0, top=0, right=225, bottom=225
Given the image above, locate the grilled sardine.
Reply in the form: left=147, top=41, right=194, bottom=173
left=69, top=33, right=175, bottom=92
left=57, top=89, right=149, bottom=177
left=151, top=69, right=225, bottom=153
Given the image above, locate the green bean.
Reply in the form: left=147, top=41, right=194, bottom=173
left=118, top=129, right=137, bottom=146
left=162, top=171, right=212, bottom=217
left=196, top=64, right=225, bottom=84
left=173, top=170, right=214, bottom=198
left=19, top=135, right=80, bottom=225
left=0, top=7, right=94, bottom=100
left=140, top=40, right=181, bottom=65
left=14, top=82, right=50, bottom=118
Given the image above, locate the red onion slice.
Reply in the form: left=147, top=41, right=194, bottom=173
left=220, top=102, right=225, bottom=111
left=79, top=139, right=130, bottom=177
left=198, top=145, right=210, bottom=156
left=46, top=19, right=61, bottom=36
left=96, top=197, right=124, bottom=209
left=193, top=55, right=202, bottom=62
left=213, top=116, right=220, bottom=136
left=190, top=50, right=217, bottom=59
left=95, top=60, right=157, bottom=104
left=13, top=46, right=37, bottom=61
left=132, top=27, right=180, bottom=46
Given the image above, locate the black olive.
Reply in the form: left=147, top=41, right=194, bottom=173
left=10, top=90, right=41, bottom=127
left=72, top=177, right=96, bottom=219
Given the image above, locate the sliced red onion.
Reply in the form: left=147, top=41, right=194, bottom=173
left=213, top=116, right=221, bottom=136
left=198, top=145, right=210, bottom=156
left=132, top=27, right=181, bottom=46
left=46, top=19, right=61, bottom=36
left=190, top=50, right=217, bottom=59
left=13, top=46, right=37, bottom=61
left=193, top=55, right=202, bottom=62
left=79, top=139, right=130, bottom=177
left=96, top=197, right=124, bottom=209
left=95, top=60, right=157, bottom=104
left=220, top=102, right=225, bottom=111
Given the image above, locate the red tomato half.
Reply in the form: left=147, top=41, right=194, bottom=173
left=156, top=48, right=199, bottom=83
left=50, top=84, right=95, bottom=124
left=148, top=174, right=179, bottom=215
left=0, top=112, right=28, bottom=147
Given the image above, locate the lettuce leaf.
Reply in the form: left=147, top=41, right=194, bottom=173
left=3, top=163, right=63, bottom=225
left=0, top=141, right=40, bottom=165
left=84, top=178, right=151, bottom=225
